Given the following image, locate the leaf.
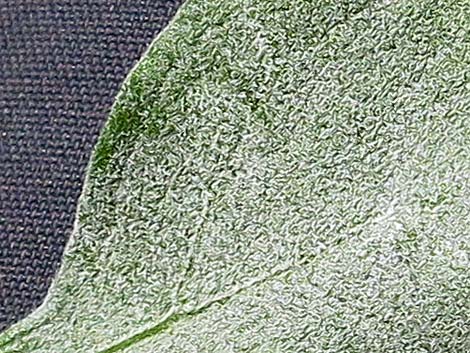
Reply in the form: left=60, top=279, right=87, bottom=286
left=2, top=0, right=470, bottom=352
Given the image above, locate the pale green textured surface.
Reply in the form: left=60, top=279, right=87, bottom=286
left=1, top=0, right=470, bottom=352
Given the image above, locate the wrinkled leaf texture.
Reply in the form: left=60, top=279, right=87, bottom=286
left=1, top=0, right=470, bottom=352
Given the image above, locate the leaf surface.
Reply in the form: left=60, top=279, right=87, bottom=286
left=1, top=0, right=470, bottom=352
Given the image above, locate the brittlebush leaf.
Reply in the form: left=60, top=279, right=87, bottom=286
left=1, top=0, right=469, bottom=352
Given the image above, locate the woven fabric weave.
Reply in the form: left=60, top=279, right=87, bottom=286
left=0, top=0, right=183, bottom=332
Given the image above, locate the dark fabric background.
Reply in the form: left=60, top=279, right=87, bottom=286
left=0, top=0, right=183, bottom=332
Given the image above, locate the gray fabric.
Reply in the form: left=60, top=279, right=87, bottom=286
left=0, top=0, right=183, bottom=332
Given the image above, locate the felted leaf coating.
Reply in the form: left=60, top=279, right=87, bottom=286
left=1, top=0, right=469, bottom=352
